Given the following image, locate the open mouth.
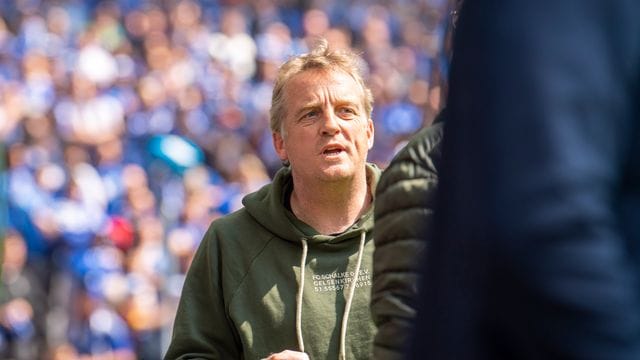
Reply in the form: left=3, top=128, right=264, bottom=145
left=323, top=148, right=343, bottom=155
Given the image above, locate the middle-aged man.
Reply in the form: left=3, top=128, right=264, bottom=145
left=164, top=38, right=379, bottom=360
left=411, top=0, right=640, bottom=359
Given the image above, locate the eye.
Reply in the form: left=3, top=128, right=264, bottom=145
left=338, top=107, right=357, bottom=118
left=301, top=109, right=320, bottom=120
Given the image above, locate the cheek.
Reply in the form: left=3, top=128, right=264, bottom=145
left=285, top=137, right=309, bottom=156
left=354, top=123, right=373, bottom=148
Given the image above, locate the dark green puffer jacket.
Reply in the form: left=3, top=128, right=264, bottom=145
left=371, top=120, right=444, bottom=360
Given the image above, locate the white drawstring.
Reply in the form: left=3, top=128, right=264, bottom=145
left=295, top=231, right=367, bottom=360
left=339, top=231, right=366, bottom=360
left=296, top=238, right=309, bottom=353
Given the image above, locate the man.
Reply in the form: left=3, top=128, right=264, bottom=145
left=412, top=0, right=640, bottom=359
left=164, top=39, right=379, bottom=360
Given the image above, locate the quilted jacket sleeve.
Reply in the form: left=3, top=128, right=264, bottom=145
left=371, top=121, right=444, bottom=360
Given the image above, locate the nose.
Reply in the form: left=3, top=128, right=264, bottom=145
left=321, top=111, right=340, bottom=136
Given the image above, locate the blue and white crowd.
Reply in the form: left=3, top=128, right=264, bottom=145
left=0, top=0, right=450, bottom=358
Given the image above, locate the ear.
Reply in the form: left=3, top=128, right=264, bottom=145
left=366, top=118, right=375, bottom=150
left=272, top=131, right=288, bottom=162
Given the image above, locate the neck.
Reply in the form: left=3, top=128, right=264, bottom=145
left=290, top=170, right=372, bottom=235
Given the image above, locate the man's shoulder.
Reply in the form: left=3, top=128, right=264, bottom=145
left=208, top=207, right=254, bottom=234
left=401, top=121, right=444, bottom=160
left=380, top=122, right=443, bottom=182
left=197, top=210, right=275, bottom=272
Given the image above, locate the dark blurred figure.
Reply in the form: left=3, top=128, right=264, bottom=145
left=412, top=0, right=640, bottom=359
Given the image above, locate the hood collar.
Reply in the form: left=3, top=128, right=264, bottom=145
left=242, top=163, right=381, bottom=244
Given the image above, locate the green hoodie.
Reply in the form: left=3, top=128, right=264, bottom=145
left=165, top=164, right=380, bottom=360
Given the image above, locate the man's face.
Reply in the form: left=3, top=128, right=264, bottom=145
left=273, top=69, right=374, bottom=183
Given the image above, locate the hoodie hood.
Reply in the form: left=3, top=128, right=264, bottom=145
left=242, top=163, right=381, bottom=244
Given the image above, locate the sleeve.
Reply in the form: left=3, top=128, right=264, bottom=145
left=163, top=227, right=242, bottom=360
left=414, top=0, right=640, bottom=358
left=371, top=123, right=443, bottom=360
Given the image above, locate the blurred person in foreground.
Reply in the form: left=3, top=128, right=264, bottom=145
left=165, top=38, right=379, bottom=360
left=411, top=0, right=640, bottom=359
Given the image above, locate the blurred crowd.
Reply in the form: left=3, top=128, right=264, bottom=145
left=0, top=0, right=450, bottom=358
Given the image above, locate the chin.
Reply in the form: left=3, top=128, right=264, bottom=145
left=318, top=165, right=354, bottom=181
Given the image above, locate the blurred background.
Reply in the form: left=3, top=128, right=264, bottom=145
left=0, top=0, right=451, bottom=358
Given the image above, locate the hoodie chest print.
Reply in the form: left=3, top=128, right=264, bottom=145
left=312, top=268, right=372, bottom=293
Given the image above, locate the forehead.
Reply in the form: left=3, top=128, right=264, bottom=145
left=284, top=69, right=364, bottom=106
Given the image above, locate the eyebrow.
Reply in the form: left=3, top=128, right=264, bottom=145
left=295, top=98, right=362, bottom=117
left=293, top=104, right=320, bottom=120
